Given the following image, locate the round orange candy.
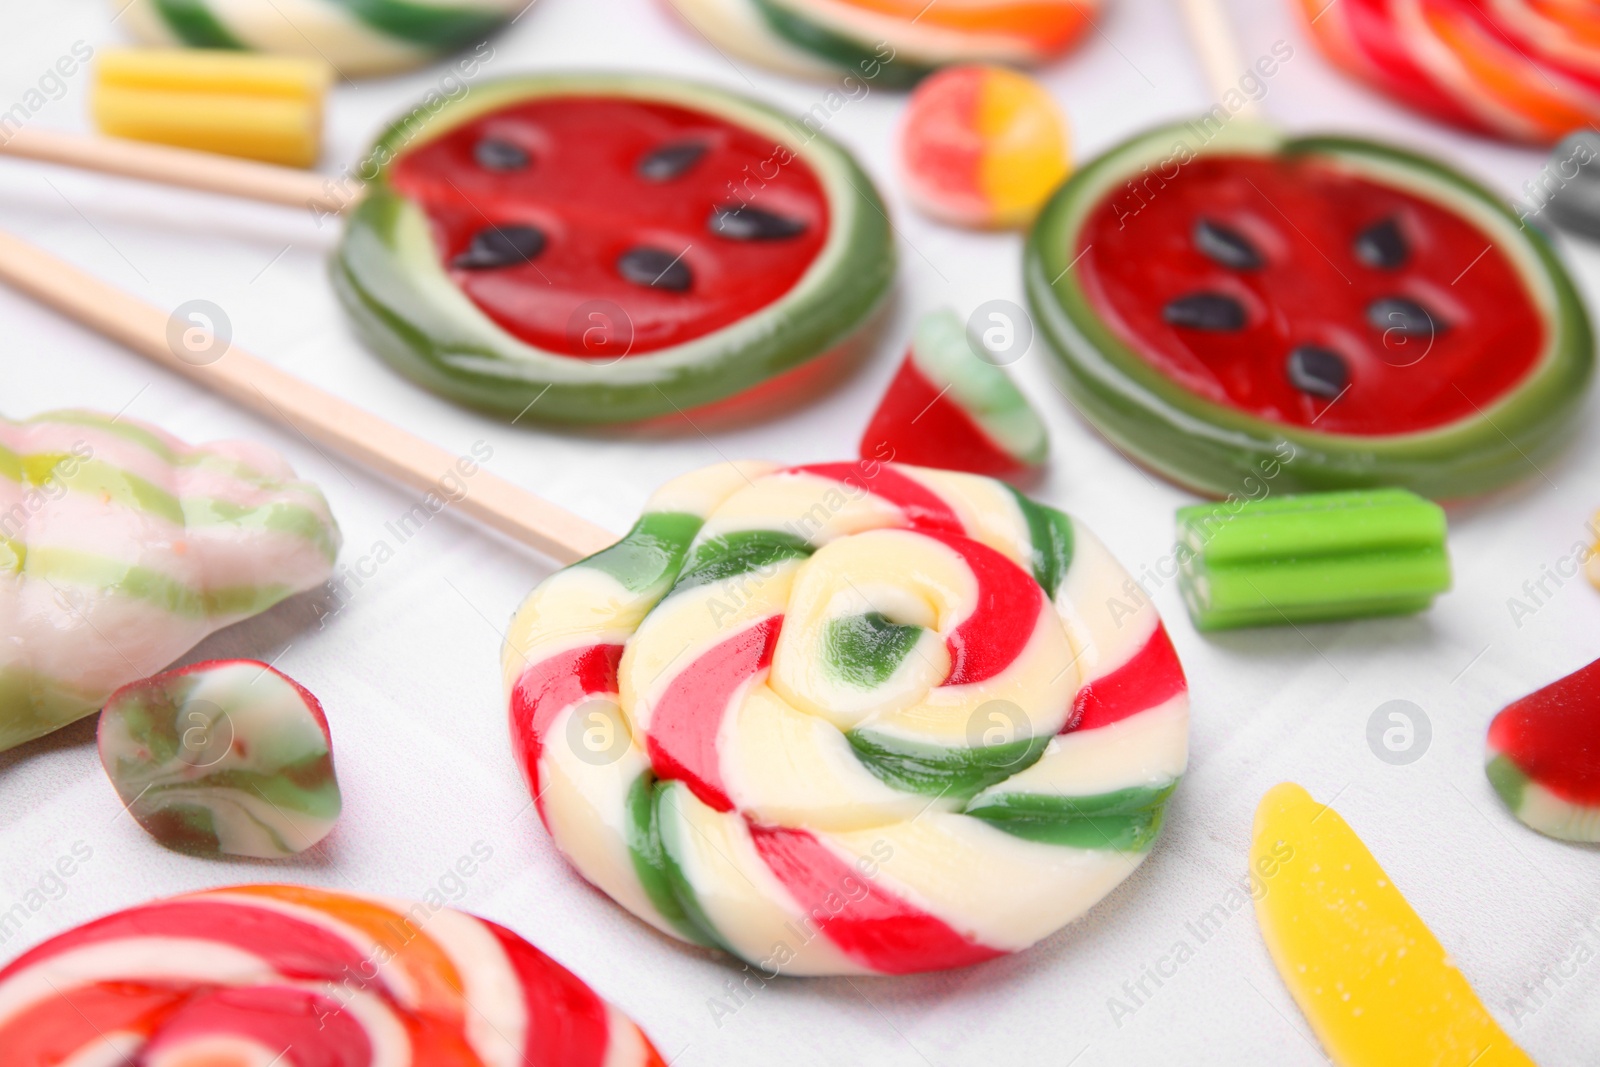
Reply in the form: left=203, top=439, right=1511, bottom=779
left=899, top=64, right=1072, bottom=229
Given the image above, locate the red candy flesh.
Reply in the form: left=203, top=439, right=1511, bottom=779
left=390, top=96, right=830, bottom=356
left=1077, top=155, right=1545, bottom=435
left=1488, top=657, right=1600, bottom=805
left=861, top=357, right=1024, bottom=476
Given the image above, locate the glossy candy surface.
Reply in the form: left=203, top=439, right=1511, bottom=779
left=860, top=309, right=1048, bottom=478
left=668, top=0, right=1099, bottom=86
left=900, top=64, right=1072, bottom=229
left=99, top=660, right=342, bottom=859
left=115, top=0, right=522, bottom=76
left=1486, top=657, right=1600, bottom=843
left=1175, top=489, right=1451, bottom=630
left=1026, top=121, right=1592, bottom=499
left=0, top=883, right=666, bottom=1066
left=503, top=460, right=1188, bottom=975
left=1299, top=0, right=1600, bottom=144
left=335, top=75, right=894, bottom=424
left=0, top=411, right=339, bottom=752
left=1252, top=783, right=1534, bottom=1066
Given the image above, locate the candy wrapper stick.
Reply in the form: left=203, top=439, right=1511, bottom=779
left=0, top=229, right=613, bottom=564
left=1176, top=489, right=1451, bottom=630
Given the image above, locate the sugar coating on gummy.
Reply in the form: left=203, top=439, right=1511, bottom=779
left=1252, top=783, right=1535, bottom=1066
left=667, top=0, right=1099, bottom=86
left=1025, top=120, right=1593, bottom=500
left=1485, top=657, right=1600, bottom=843
left=0, top=411, right=339, bottom=752
left=860, top=309, right=1048, bottom=478
left=1298, top=0, right=1600, bottom=144
left=503, top=460, right=1188, bottom=976
left=0, top=883, right=666, bottom=1066
left=115, top=0, right=521, bottom=76
left=99, top=660, right=342, bottom=859
left=1175, top=489, right=1451, bottom=631
left=334, top=74, right=894, bottom=425
left=900, top=64, right=1072, bottom=229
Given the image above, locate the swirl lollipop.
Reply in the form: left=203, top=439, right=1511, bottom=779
left=504, top=461, right=1189, bottom=976
left=0, top=883, right=664, bottom=1066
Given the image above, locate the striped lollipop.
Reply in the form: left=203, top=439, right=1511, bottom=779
left=1299, top=0, right=1600, bottom=144
left=0, top=883, right=664, bottom=1066
left=504, top=461, right=1189, bottom=976
left=115, top=0, right=522, bottom=76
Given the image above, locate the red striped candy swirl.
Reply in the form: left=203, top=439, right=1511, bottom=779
left=504, top=461, right=1189, bottom=976
left=0, top=884, right=664, bottom=1067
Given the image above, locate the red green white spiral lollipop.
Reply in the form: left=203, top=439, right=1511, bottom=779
left=504, top=460, right=1189, bottom=975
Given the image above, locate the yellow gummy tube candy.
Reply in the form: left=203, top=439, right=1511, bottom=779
left=92, top=49, right=330, bottom=168
left=1251, top=783, right=1535, bottom=1067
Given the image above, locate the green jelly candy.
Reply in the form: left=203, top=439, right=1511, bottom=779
left=1175, top=489, right=1451, bottom=631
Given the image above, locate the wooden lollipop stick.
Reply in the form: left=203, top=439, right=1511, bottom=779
left=1176, top=0, right=1262, bottom=118
left=0, top=229, right=614, bottom=564
left=0, top=127, right=358, bottom=214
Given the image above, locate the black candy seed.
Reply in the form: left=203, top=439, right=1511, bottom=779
left=638, top=141, right=708, bottom=181
left=1194, top=219, right=1264, bottom=270
left=618, top=247, right=692, bottom=291
left=1286, top=345, right=1350, bottom=398
left=708, top=204, right=807, bottom=240
left=474, top=138, right=529, bottom=171
left=453, top=225, right=546, bottom=270
left=1368, top=296, right=1444, bottom=337
left=1354, top=218, right=1409, bottom=269
left=1162, top=292, right=1248, bottom=331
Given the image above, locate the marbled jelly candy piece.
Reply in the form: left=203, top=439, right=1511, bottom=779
left=99, top=659, right=341, bottom=859
left=0, top=409, right=339, bottom=752
left=1486, top=657, right=1600, bottom=843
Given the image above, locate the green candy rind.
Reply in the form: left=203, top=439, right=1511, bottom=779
left=152, top=0, right=245, bottom=48
left=846, top=728, right=1052, bottom=800
left=334, top=74, right=896, bottom=424
left=579, top=512, right=703, bottom=595
left=1485, top=753, right=1530, bottom=814
left=624, top=773, right=717, bottom=948
left=1025, top=121, right=1594, bottom=500
left=1174, top=488, right=1452, bottom=630
left=652, top=781, right=737, bottom=954
left=966, top=783, right=1177, bottom=851
left=822, top=612, right=924, bottom=689
left=1007, top=487, right=1075, bottom=596
left=672, top=529, right=814, bottom=592
left=330, top=0, right=509, bottom=47
left=748, top=0, right=930, bottom=88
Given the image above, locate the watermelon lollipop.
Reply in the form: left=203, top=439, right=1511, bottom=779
left=334, top=74, right=895, bottom=425
left=1025, top=121, right=1593, bottom=500
left=1485, top=657, right=1600, bottom=843
left=859, top=309, right=1048, bottom=478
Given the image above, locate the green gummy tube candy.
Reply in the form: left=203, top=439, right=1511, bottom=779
left=1175, top=489, right=1451, bottom=631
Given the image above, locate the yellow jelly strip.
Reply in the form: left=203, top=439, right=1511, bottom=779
left=1251, top=783, right=1535, bottom=1067
left=92, top=49, right=329, bottom=168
